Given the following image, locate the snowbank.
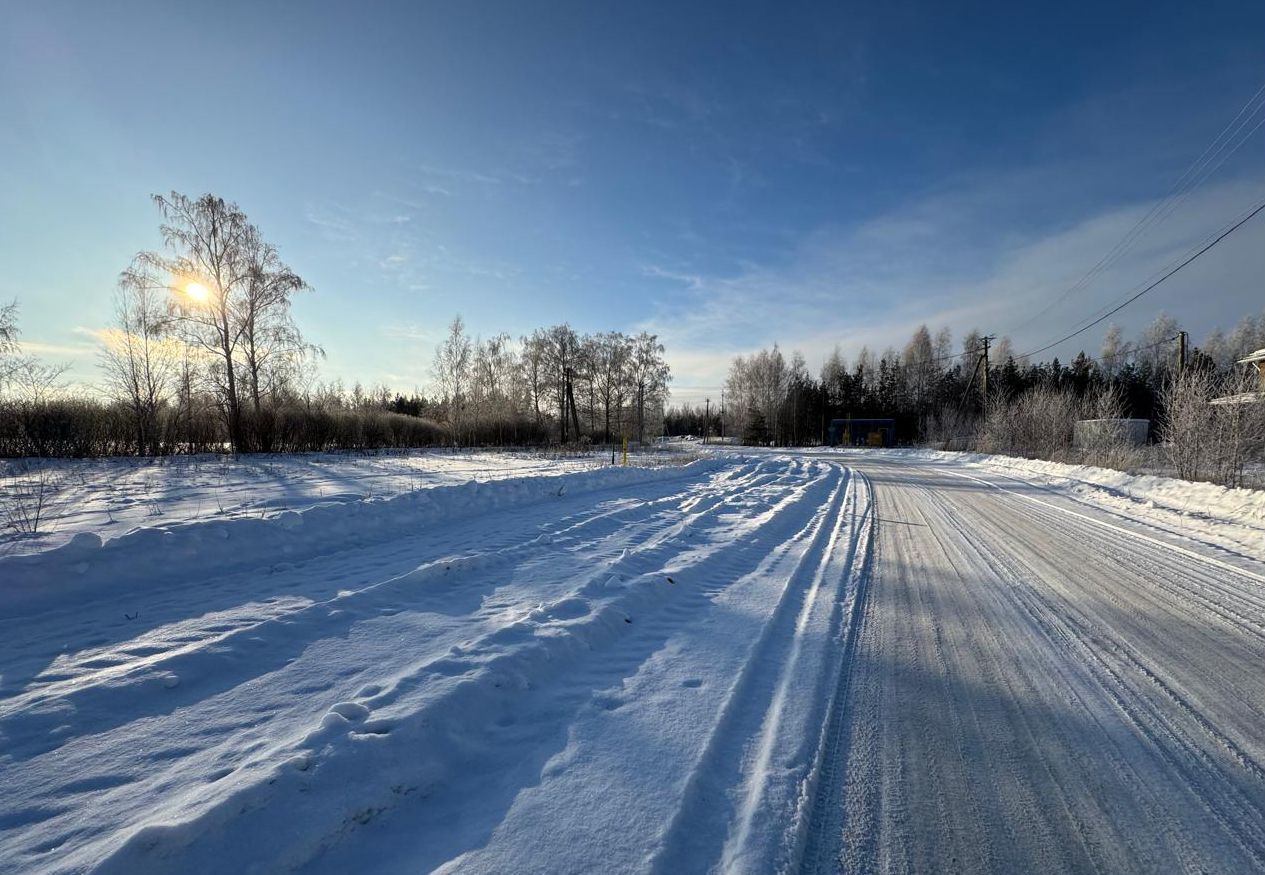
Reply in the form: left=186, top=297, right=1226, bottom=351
left=0, top=459, right=724, bottom=618
left=0, top=450, right=608, bottom=558
left=887, top=448, right=1265, bottom=529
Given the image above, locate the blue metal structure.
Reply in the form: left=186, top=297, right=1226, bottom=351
left=827, top=418, right=895, bottom=447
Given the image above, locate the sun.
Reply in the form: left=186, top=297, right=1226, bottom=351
left=184, top=281, right=210, bottom=303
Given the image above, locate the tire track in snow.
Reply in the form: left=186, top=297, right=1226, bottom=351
left=786, top=470, right=876, bottom=874
left=647, top=464, right=876, bottom=875
left=3, top=460, right=788, bottom=870
left=0, top=462, right=783, bottom=730
left=956, top=502, right=1265, bottom=869
left=78, top=460, right=853, bottom=874
left=719, top=468, right=857, bottom=872
left=0, top=468, right=741, bottom=756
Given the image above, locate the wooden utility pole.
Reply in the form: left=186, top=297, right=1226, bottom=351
left=704, top=398, right=711, bottom=444
left=1177, top=331, right=1188, bottom=374
left=980, top=335, right=993, bottom=419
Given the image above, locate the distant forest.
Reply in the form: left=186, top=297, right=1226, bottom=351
left=666, top=313, right=1265, bottom=448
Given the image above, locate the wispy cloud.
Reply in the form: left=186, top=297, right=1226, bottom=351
left=641, top=264, right=705, bottom=291
left=417, top=164, right=504, bottom=186
left=646, top=174, right=1265, bottom=404
left=304, top=206, right=360, bottom=244
left=19, top=339, right=98, bottom=358
left=415, top=163, right=544, bottom=188
left=380, top=322, right=435, bottom=343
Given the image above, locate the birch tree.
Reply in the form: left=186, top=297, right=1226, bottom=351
left=100, top=280, right=178, bottom=455
left=591, top=331, right=631, bottom=443
left=123, top=192, right=314, bottom=453
left=433, top=315, right=473, bottom=445
left=627, top=332, right=669, bottom=444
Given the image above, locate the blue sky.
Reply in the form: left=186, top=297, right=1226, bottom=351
left=2, top=0, right=1263, bottom=404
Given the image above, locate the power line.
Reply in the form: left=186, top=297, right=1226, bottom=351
left=1093, top=333, right=1178, bottom=364
left=1067, top=192, right=1263, bottom=333
left=1005, top=80, right=1265, bottom=336
left=1018, top=196, right=1265, bottom=361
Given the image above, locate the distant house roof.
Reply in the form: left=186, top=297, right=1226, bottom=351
left=1210, top=391, right=1264, bottom=406
left=1239, top=348, right=1265, bottom=365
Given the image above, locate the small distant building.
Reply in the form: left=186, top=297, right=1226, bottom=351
left=1242, top=348, right=1265, bottom=390
left=1211, top=348, right=1265, bottom=406
left=828, top=418, right=895, bottom=447
left=1073, top=418, right=1149, bottom=449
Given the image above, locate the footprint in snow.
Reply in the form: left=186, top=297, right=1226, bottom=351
left=328, top=701, right=371, bottom=721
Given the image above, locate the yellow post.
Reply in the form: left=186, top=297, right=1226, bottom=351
left=622, top=436, right=628, bottom=466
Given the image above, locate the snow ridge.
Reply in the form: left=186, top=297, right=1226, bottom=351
left=0, top=459, right=725, bottom=618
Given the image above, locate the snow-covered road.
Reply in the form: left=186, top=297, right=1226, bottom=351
left=811, top=454, right=1265, bottom=874
left=3, top=452, right=1265, bottom=873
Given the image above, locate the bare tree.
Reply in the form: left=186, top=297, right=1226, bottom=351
left=540, top=325, right=582, bottom=443
left=1227, top=314, right=1262, bottom=362
left=1138, top=312, right=1180, bottom=374
left=855, top=345, right=878, bottom=391
left=1210, top=371, right=1264, bottom=487
left=521, top=330, right=548, bottom=428
left=0, top=301, right=15, bottom=341
left=239, top=240, right=320, bottom=450
left=627, top=332, right=669, bottom=444
left=960, top=329, right=983, bottom=372
left=1160, top=367, right=1216, bottom=483
left=578, top=334, right=598, bottom=439
left=904, top=325, right=935, bottom=409
left=992, top=335, right=1017, bottom=368
left=933, top=326, right=953, bottom=364
left=471, top=332, right=516, bottom=443
left=591, top=331, right=631, bottom=443
left=100, top=279, right=178, bottom=455
left=724, top=353, right=751, bottom=442
left=820, top=346, right=848, bottom=409
left=123, top=192, right=313, bottom=453
left=0, top=300, right=18, bottom=386
left=1099, top=323, right=1129, bottom=379
left=0, top=302, right=68, bottom=406
left=433, top=315, right=472, bottom=445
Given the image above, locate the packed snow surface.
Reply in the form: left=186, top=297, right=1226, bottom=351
left=3, top=449, right=1265, bottom=873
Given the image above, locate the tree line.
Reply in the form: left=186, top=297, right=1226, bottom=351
left=0, top=192, right=669, bottom=458
left=676, top=312, right=1265, bottom=486
left=429, top=317, right=670, bottom=449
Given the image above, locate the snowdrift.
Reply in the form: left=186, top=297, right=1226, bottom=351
left=0, top=459, right=725, bottom=618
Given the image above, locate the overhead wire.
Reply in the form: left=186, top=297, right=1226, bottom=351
left=1017, top=196, right=1265, bottom=361
left=1005, top=80, right=1265, bottom=337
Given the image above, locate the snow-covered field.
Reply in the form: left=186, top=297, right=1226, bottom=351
left=3, top=448, right=1265, bottom=873
left=0, top=450, right=615, bottom=558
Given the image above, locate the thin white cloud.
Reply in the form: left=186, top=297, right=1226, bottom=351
left=646, top=175, right=1265, bottom=405
left=19, top=338, right=99, bottom=358
left=380, top=322, right=435, bottom=343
